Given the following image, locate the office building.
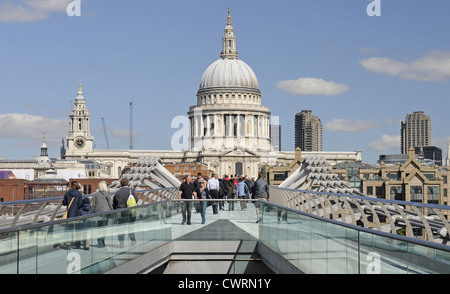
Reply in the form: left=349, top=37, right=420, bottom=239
left=270, top=117, right=281, bottom=151
left=294, top=110, right=322, bottom=151
left=401, top=111, right=431, bottom=154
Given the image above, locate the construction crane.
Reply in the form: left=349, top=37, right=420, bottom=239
left=130, top=101, right=133, bottom=150
left=102, top=118, right=110, bottom=149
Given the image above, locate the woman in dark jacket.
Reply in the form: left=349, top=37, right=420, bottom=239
left=196, top=180, right=212, bottom=224
left=62, top=181, right=83, bottom=218
left=60, top=181, right=84, bottom=249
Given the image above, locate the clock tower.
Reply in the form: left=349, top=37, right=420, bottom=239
left=66, top=83, right=94, bottom=157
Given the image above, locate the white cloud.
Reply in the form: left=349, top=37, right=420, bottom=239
left=360, top=50, right=450, bottom=82
left=368, top=134, right=400, bottom=151
left=0, top=113, right=67, bottom=146
left=0, top=0, right=71, bottom=23
left=324, top=119, right=380, bottom=132
left=276, top=77, right=350, bottom=96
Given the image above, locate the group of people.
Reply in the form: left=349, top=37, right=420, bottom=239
left=61, top=178, right=138, bottom=250
left=60, top=171, right=270, bottom=249
left=178, top=172, right=270, bottom=225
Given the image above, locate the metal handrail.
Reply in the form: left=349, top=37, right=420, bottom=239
left=259, top=199, right=450, bottom=254
left=269, top=186, right=450, bottom=245
left=0, top=187, right=180, bottom=229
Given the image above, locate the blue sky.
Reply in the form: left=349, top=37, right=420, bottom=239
left=0, top=0, right=449, bottom=164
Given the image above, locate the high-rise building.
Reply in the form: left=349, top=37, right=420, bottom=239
left=270, top=116, right=281, bottom=151
left=400, top=111, right=431, bottom=154
left=294, top=110, right=322, bottom=151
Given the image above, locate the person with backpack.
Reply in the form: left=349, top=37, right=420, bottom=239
left=113, top=177, right=138, bottom=248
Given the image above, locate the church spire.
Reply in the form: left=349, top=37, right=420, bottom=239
left=70, top=82, right=91, bottom=136
left=220, top=8, right=238, bottom=59
left=76, top=82, right=84, bottom=100
left=67, top=82, right=93, bottom=155
left=41, top=132, right=48, bottom=157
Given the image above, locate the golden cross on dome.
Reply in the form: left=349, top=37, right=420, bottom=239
left=227, top=8, right=231, bottom=25
left=78, top=83, right=82, bottom=92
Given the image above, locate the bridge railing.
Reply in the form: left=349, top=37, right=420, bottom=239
left=1, top=191, right=450, bottom=274
left=0, top=188, right=180, bottom=274
left=0, top=187, right=180, bottom=229
left=259, top=199, right=450, bottom=274
left=269, top=186, right=450, bottom=245
left=0, top=194, right=257, bottom=274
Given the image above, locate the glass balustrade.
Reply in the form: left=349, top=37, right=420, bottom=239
left=0, top=200, right=174, bottom=274
left=259, top=201, right=450, bottom=274
left=1, top=189, right=450, bottom=274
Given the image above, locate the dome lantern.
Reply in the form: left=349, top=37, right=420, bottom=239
left=221, top=8, right=238, bottom=60
left=198, top=9, right=260, bottom=95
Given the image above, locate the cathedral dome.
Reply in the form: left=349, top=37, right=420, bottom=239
left=199, top=58, right=259, bottom=92
left=197, top=9, right=260, bottom=95
left=189, top=9, right=271, bottom=154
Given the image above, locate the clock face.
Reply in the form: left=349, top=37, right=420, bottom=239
left=75, top=138, right=85, bottom=149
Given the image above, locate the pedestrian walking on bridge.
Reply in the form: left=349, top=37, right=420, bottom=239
left=179, top=175, right=197, bottom=225
left=252, top=172, right=270, bottom=223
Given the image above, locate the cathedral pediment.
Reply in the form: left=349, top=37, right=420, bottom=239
left=219, top=147, right=258, bottom=157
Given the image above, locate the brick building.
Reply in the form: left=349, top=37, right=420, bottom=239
left=163, top=163, right=213, bottom=180
left=0, top=179, right=27, bottom=202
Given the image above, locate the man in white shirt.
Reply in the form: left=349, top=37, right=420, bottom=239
left=207, top=174, right=220, bottom=214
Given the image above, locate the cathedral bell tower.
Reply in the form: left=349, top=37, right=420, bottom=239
left=66, top=83, right=94, bottom=158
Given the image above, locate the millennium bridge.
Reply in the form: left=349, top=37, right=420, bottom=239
left=0, top=156, right=449, bottom=274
